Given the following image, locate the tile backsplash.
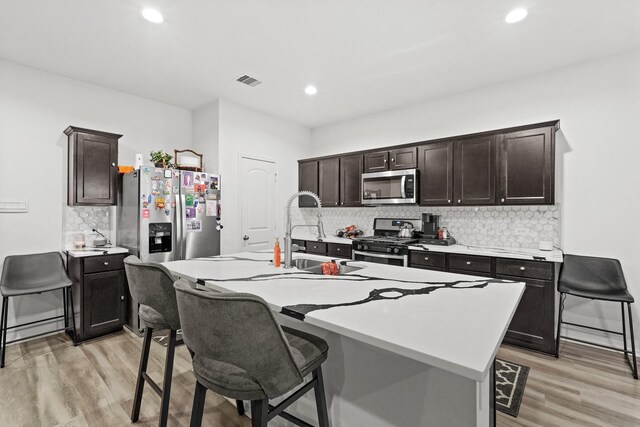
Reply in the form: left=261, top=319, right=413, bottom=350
left=63, top=206, right=111, bottom=247
left=293, top=205, right=560, bottom=249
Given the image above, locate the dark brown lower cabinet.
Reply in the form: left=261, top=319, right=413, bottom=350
left=409, top=250, right=557, bottom=354
left=67, top=253, right=127, bottom=342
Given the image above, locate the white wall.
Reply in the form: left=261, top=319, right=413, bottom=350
left=218, top=99, right=312, bottom=254
left=311, top=49, right=640, bottom=347
left=192, top=100, right=220, bottom=174
left=0, top=59, right=192, bottom=342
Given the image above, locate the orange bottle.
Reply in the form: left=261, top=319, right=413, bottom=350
left=273, top=238, right=281, bottom=267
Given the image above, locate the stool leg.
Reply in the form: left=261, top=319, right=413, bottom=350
left=622, top=303, right=628, bottom=360
left=68, top=287, right=78, bottom=345
left=158, top=329, right=177, bottom=427
left=250, top=399, right=268, bottom=427
left=63, top=288, right=68, bottom=329
left=313, top=367, right=330, bottom=427
left=190, top=381, right=207, bottom=427
left=236, top=400, right=245, bottom=416
left=131, top=327, right=154, bottom=422
left=0, top=297, right=7, bottom=368
left=627, top=303, right=638, bottom=380
left=555, top=293, right=564, bottom=358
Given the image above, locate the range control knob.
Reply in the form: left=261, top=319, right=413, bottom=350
left=356, top=244, right=363, bottom=250
left=393, top=247, right=401, bottom=254
left=386, top=247, right=392, bottom=253
left=363, top=245, right=369, bottom=251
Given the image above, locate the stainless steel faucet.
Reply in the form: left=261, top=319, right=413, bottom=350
left=284, top=191, right=325, bottom=268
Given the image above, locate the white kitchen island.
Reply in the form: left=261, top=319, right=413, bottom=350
left=164, top=252, right=525, bottom=427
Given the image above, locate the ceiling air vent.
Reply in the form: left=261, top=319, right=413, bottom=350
left=236, top=75, right=262, bottom=87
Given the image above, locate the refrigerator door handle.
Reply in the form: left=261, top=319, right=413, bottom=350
left=176, top=193, right=186, bottom=260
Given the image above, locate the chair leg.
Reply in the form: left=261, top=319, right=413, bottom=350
left=250, top=399, right=268, bottom=427
left=236, top=400, right=245, bottom=416
left=62, top=288, right=68, bottom=329
left=0, top=297, right=7, bottom=368
left=622, top=303, right=629, bottom=360
left=313, top=367, right=330, bottom=427
left=189, top=381, right=207, bottom=427
left=158, top=329, right=177, bottom=427
left=627, top=303, right=638, bottom=380
left=68, top=287, right=78, bottom=345
left=131, top=327, right=154, bottom=422
left=555, top=293, right=564, bottom=358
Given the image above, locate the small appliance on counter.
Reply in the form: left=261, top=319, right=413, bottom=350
left=418, top=213, right=457, bottom=246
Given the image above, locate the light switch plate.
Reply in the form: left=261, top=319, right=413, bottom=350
left=0, top=200, right=29, bottom=213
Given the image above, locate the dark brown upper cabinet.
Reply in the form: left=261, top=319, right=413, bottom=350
left=339, top=154, right=363, bottom=207
left=389, top=147, right=417, bottom=170
left=497, top=127, right=554, bottom=205
left=364, top=151, right=389, bottom=173
left=364, top=148, right=417, bottom=173
left=298, top=160, right=319, bottom=207
left=418, top=141, right=454, bottom=206
left=319, top=157, right=340, bottom=207
left=66, top=126, right=121, bottom=206
left=453, top=136, right=496, bottom=205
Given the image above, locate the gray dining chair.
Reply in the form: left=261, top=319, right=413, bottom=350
left=124, top=255, right=183, bottom=427
left=556, top=254, right=637, bottom=379
left=1, top=252, right=77, bottom=368
left=173, top=279, right=330, bottom=427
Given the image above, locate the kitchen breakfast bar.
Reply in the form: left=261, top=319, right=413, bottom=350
left=164, top=252, right=525, bottom=427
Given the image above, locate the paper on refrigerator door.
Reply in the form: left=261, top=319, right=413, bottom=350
left=205, top=201, right=216, bottom=217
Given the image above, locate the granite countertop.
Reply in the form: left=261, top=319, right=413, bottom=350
left=163, top=252, right=524, bottom=381
left=65, top=246, right=129, bottom=257
left=295, top=233, right=563, bottom=262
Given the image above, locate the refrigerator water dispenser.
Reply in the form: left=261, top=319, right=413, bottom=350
left=149, top=223, right=172, bottom=253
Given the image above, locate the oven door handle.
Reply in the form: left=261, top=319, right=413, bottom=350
left=400, top=176, right=406, bottom=199
left=353, top=250, right=405, bottom=260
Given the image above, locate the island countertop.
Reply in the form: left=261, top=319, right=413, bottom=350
left=163, top=252, right=524, bottom=382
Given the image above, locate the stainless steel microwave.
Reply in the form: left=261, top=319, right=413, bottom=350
left=361, top=169, right=418, bottom=205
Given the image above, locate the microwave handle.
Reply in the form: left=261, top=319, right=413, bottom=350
left=400, top=176, right=406, bottom=199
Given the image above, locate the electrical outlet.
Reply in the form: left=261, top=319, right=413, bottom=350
left=514, top=227, right=529, bottom=236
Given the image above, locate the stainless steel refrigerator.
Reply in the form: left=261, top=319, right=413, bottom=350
left=117, top=167, right=221, bottom=333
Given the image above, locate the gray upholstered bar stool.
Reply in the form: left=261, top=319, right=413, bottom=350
left=556, top=254, right=637, bottom=379
left=124, top=255, right=182, bottom=427
left=1, top=252, right=77, bottom=368
left=174, top=279, right=330, bottom=427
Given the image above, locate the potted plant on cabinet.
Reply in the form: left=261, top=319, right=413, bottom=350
left=149, top=150, right=173, bottom=168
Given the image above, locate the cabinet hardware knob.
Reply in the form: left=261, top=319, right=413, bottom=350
left=466, top=261, right=471, bottom=265
left=243, top=235, right=249, bottom=241
left=337, top=248, right=341, bottom=251
left=458, top=199, right=461, bottom=203
left=111, top=163, right=116, bottom=167
left=383, top=158, right=387, bottom=163
left=335, top=202, right=338, bottom=205
left=520, top=266, right=526, bottom=271
left=341, top=202, right=344, bottom=205
left=501, top=198, right=505, bottom=203
left=448, top=199, right=451, bottom=203
left=424, top=257, right=429, bottom=261
left=104, top=262, right=109, bottom=265
left=391, top=158, right=395, bottom=162
left=120, top=296, right=125, bottom=300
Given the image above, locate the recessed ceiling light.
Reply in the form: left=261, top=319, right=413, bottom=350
left=141, top=8, right=164, bottom=23
left=505, top=8, right=527, bottom=24
left=304, top=85, right=318, bottom=96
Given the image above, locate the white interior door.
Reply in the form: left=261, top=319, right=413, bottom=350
left=240, top=156, right=277, bottom=252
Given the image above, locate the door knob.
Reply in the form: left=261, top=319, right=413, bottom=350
left=242, top=235, right=249, bottom=241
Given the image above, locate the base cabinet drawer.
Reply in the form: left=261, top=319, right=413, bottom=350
left=499, top=275, right=555, bottom=354
left=496, top=258, right=553, bottom=280
left=84, top=254, right=126, bottom=273
left=449, top=254, right=492, bottom=274
left=328, top=243, right=352, bottom=258
left=307, top=242, right=327, bottom=255
left=292, top=239, right=307, bottom=253
left=409, top=251, right=446, bottom=270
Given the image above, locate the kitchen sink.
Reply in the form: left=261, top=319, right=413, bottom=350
left=294, top=258, right=363, bottom=275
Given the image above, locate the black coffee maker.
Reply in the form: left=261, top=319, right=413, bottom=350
left=421, top=213, right=440, bottom=238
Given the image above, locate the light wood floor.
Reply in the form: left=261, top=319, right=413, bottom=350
left=0, top=330, right=638, bottom=426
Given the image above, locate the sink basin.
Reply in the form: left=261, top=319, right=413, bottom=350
left=294, top=258, right=363, bottom=275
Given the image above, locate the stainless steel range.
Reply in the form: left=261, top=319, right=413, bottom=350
left=352, top=218, right=421, bottom=266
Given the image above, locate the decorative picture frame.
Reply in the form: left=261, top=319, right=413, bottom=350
left=174, top=149, right=203, bottom=172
